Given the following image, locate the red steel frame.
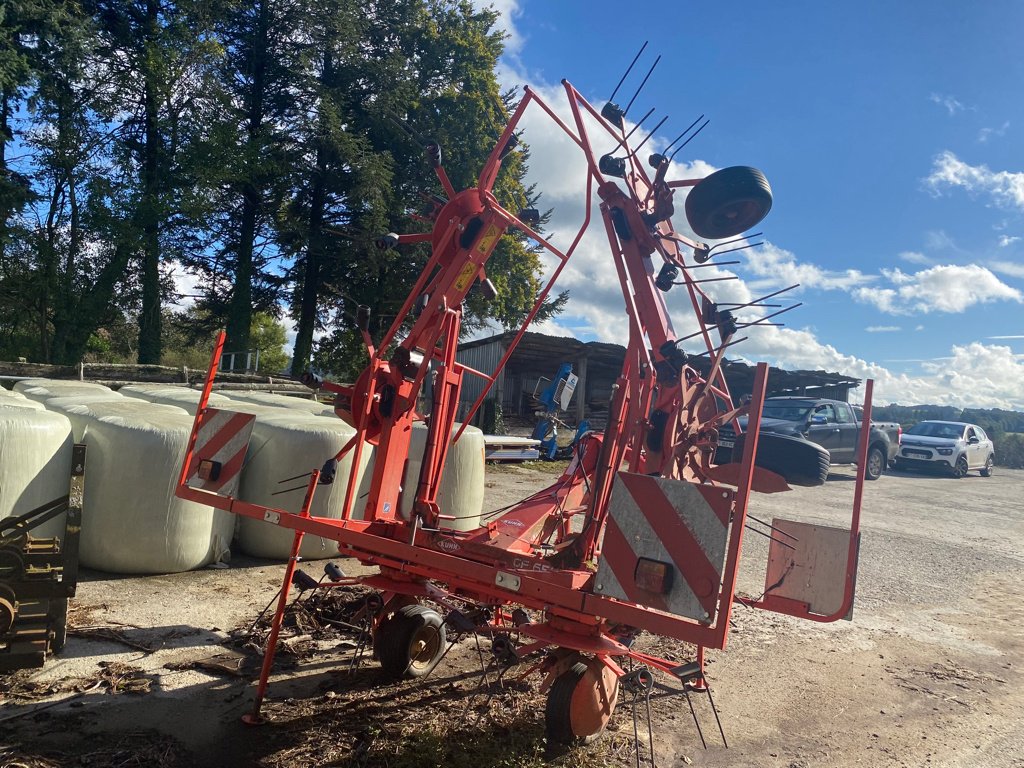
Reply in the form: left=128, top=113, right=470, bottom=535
left=176, top=81, right=868, bottom=713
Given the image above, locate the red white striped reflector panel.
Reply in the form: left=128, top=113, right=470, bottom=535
left=186, top=408, right=256, bottom=497
left=594, top=472, right=734, bottom=623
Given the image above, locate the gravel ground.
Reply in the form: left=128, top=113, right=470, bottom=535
left=1, top=463, right=1022, bottom=767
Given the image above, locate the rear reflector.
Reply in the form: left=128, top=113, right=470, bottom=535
left=634, top=558, right=674, bottom=594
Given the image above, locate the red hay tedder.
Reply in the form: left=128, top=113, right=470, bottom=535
left=176, top=66, right=871, bottom=750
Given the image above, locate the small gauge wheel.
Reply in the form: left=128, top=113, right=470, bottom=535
left=374, top=604, right=446, bottom=679
left=50, top=597, right=69, bottom=654
left=545, top=657, right=620, bottom=745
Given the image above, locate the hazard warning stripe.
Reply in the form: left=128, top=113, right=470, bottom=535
left=619, top=473, right=723, bottom=617
left=601, top=516, right=670, bottom=612
left=201, top=445, right=247, bottom=493
left=193, top=410, right=252, bottom=462
left=187, top=409, right=255, bottom=494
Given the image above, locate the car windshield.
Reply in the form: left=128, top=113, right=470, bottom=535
left=905, top=422, right=964, bottom=439
left=762, top=402, right=814, bottom=421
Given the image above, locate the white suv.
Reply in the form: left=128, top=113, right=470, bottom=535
left=893, top=421, right=995, bottom=478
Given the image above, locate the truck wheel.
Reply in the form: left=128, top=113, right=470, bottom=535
left=980, top=456, right=994, bottom=477
left=864, top=445, right=885, bottom=481
left=684, top=166, right=773, bottom=239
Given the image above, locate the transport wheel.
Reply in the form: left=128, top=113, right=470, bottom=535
left=545, top=657, right=620, bottom=745
left=50, top=597, right=68, bottom=654
left=684, top=166, right=773, bottom=239
left=375, top=604, right=446, bottom=679
left=0, top=584, right=16, bottom=634
left=730, top=431, right=830, bottom=487
left=980, top=456, right=994, bottom=477
left=952, top=456, right=969, bottom=479
left=864, top=445, right=885, bottom=481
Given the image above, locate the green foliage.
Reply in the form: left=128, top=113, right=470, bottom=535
left=993, top=433, right=1024, bottom=469
left=481, top=398, right=504, bottom=435
left=250, top=311, right=288, bottom=374
left=1, top=0, right=564, bottom=372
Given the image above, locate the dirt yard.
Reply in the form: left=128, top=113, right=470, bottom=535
left=2, top=463, right=1022, bottom=768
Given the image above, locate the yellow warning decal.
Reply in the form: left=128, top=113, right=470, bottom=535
left=476, top=223, right=501, bottom=254
left=454, top=262, right=478, bottom=292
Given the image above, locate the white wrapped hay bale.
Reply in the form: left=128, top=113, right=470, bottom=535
left=14, top=378, right=121, bottom=404
left=398, top=422, right=485, bottom=532
left=76, top=409, right=234, bottom=573
left=120, top=385, right=232, bottom=415
left=222, top=390, right=334, bottom=416
left=0, top=388, right=45, bottom=411
left=0, top=408, right=73, bottom=539
left=44, top=397, right=189, bottom=441
left=236, top=413, right=370, bottom=559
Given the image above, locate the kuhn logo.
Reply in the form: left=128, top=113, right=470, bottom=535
left=500, top=519, right=526, bottom=528
left=436, top=538, right=461, bottom=553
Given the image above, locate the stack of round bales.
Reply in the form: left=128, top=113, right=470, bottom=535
left=399, top=422, right=486, bottom=532
left=14, top=378, right=122, bottom=404
left=234, top=412, right=370, bottom=559
left=45, top=397, right=188, bottom=441
left=221, top=390, right=335, bottom=416
left=39, top=398, right=233, bottom=573
left=0, top=405, right=73, bottom=539
left=0, top=388, right=45, bottom=411
left=120, top=385, right=232, bottom=415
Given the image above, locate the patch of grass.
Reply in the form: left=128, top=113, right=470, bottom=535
left=486, top=459, right=570, bottom=475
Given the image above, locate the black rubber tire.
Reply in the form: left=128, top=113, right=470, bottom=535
left=864, top=445, right=886, bottom=481
left=685, top=166, right=773, bottom=239
left=980, top=456, right=994, bottom=477
left=730, top=431, right=830, bottom=487
left=952, top=456, right=969, bottom=479
left=545, top=659, right=619, bottom=745
left=50, top=597, right=68, bottom=654
left=375, top=604, right=446, bottom=679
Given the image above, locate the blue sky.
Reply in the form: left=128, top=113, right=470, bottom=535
left=473, top=0, right=1024, bottom=409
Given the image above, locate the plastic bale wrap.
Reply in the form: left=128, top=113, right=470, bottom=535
left=0, top=409, right=74, bottom=539
left=14, top=379, right=122, bottom=404
left=120, top=386, right=232, bottom=415
left=76, top=410, right=234, bottom=573
left=397, top=422, right=486, bottom=532
left=236, top=413, right=371, bottom=560
left=44, top=397, right=189, bottom=442
left=222, top=390, right=335, bottom=416
left=0, top=389, right=45, bottom=411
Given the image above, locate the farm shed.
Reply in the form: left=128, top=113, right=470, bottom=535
left=456, top=331, right=861, bottom=428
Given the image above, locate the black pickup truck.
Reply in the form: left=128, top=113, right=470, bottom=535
left=716, top=397, right=901, bottom=483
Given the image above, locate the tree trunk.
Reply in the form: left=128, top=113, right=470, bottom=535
left=225, top=0, right=270, bottom=360
left=137, top=0, right=163, bottom=364
left=290, top=47, right=333, bottom=376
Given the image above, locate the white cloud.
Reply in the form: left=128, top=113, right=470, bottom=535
left=473, top=0, right=524, bottom=55
left=978, top=121, right=1009, bottom=143
left=898, top=251, right=931, bottom=265
left=988, top=335, right=1024, bottom=340
left=997, top=235, right=1021, bottom=248
left=925, top=151, right=1024, bottom=210
left=166, top=263, right=203, bottom=309
left=865, top=326, right=900, bottom=332
left=989, top=260, right=1024, bottom=279
left=853, top=264, right=1022, bottom=314
left=929, top=93, right=966, bottom=115
left=742, top=242, right=876, bottom=292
